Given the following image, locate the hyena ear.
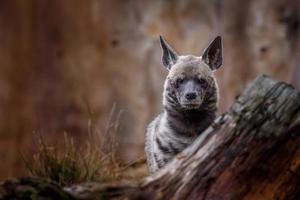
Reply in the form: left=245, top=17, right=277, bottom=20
left=202, top=36, right=223, bottom=71
left=159, top=36, right=178, bottom=70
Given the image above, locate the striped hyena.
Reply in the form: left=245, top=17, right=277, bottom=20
left=145, top=36, right=223, bottom=174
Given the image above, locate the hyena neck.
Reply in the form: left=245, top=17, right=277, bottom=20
left=164, top=98, right=217, bottom=137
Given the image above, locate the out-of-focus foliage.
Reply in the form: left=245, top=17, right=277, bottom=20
left=22, top=107, right=147, bottom=186
left=23, top=118, right=121, bottom=186
left=23, top=134, right=119, bottom=186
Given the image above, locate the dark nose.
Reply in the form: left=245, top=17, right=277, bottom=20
left=185, top=92, right=197, bottom=100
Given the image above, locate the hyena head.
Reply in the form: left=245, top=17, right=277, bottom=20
left=160, top=36, right=223, bottom=110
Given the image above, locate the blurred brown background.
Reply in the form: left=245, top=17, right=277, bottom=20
left=0, top=0, right=299, bottom=180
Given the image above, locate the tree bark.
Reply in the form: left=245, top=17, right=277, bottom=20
left=1, top=74, right=300, bottom=200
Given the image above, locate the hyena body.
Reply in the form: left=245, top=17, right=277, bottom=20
left=145, top=36, right=223, bottom=174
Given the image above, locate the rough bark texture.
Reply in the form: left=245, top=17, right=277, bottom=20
left=1, top=75, right=300, bottom=199
left=137, top=75, right=300, bottom=200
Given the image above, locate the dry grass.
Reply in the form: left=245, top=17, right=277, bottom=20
left=22, top=105, right=147, bottom=187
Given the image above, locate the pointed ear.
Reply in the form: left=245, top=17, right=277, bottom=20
left=202, top=36, right=223, bottom=70
left=159, top=36, right=178, bottom=70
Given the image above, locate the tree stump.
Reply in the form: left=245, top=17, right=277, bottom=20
left=1, top=74, right=300, bottom=200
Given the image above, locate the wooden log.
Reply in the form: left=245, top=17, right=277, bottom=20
left=0, top=177, right=75, bottom=200
left=1, top=75, right=300, bottom=200
left=137, top=74, right=300, bottom=200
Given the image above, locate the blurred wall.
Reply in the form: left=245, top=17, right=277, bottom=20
left=0, top=0, right=299, bottom=179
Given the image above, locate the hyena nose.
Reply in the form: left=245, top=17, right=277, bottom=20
left=185, top=92, right=197, bottom=100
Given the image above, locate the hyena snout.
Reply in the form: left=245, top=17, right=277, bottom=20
left=181, top=80, right=202, bottom=103
left=178, top=80, right=204, bottom=109
left=185, top=92, right=197, bottom=100
left=180, top=89, right=202, bottom=109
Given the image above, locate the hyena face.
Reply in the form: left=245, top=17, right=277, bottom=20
left=160, top=36, right=223, bottom=110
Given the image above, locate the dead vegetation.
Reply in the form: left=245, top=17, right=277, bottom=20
left=22, top=105, right=147, bottom=187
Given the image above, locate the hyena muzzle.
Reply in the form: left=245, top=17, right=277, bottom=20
left=145, top=36, right=223, bottom=174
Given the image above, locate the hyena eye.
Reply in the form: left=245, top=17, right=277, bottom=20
left=197, top=78, right=208, bottom=88
left=175, top=78, right=184, bottom=88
